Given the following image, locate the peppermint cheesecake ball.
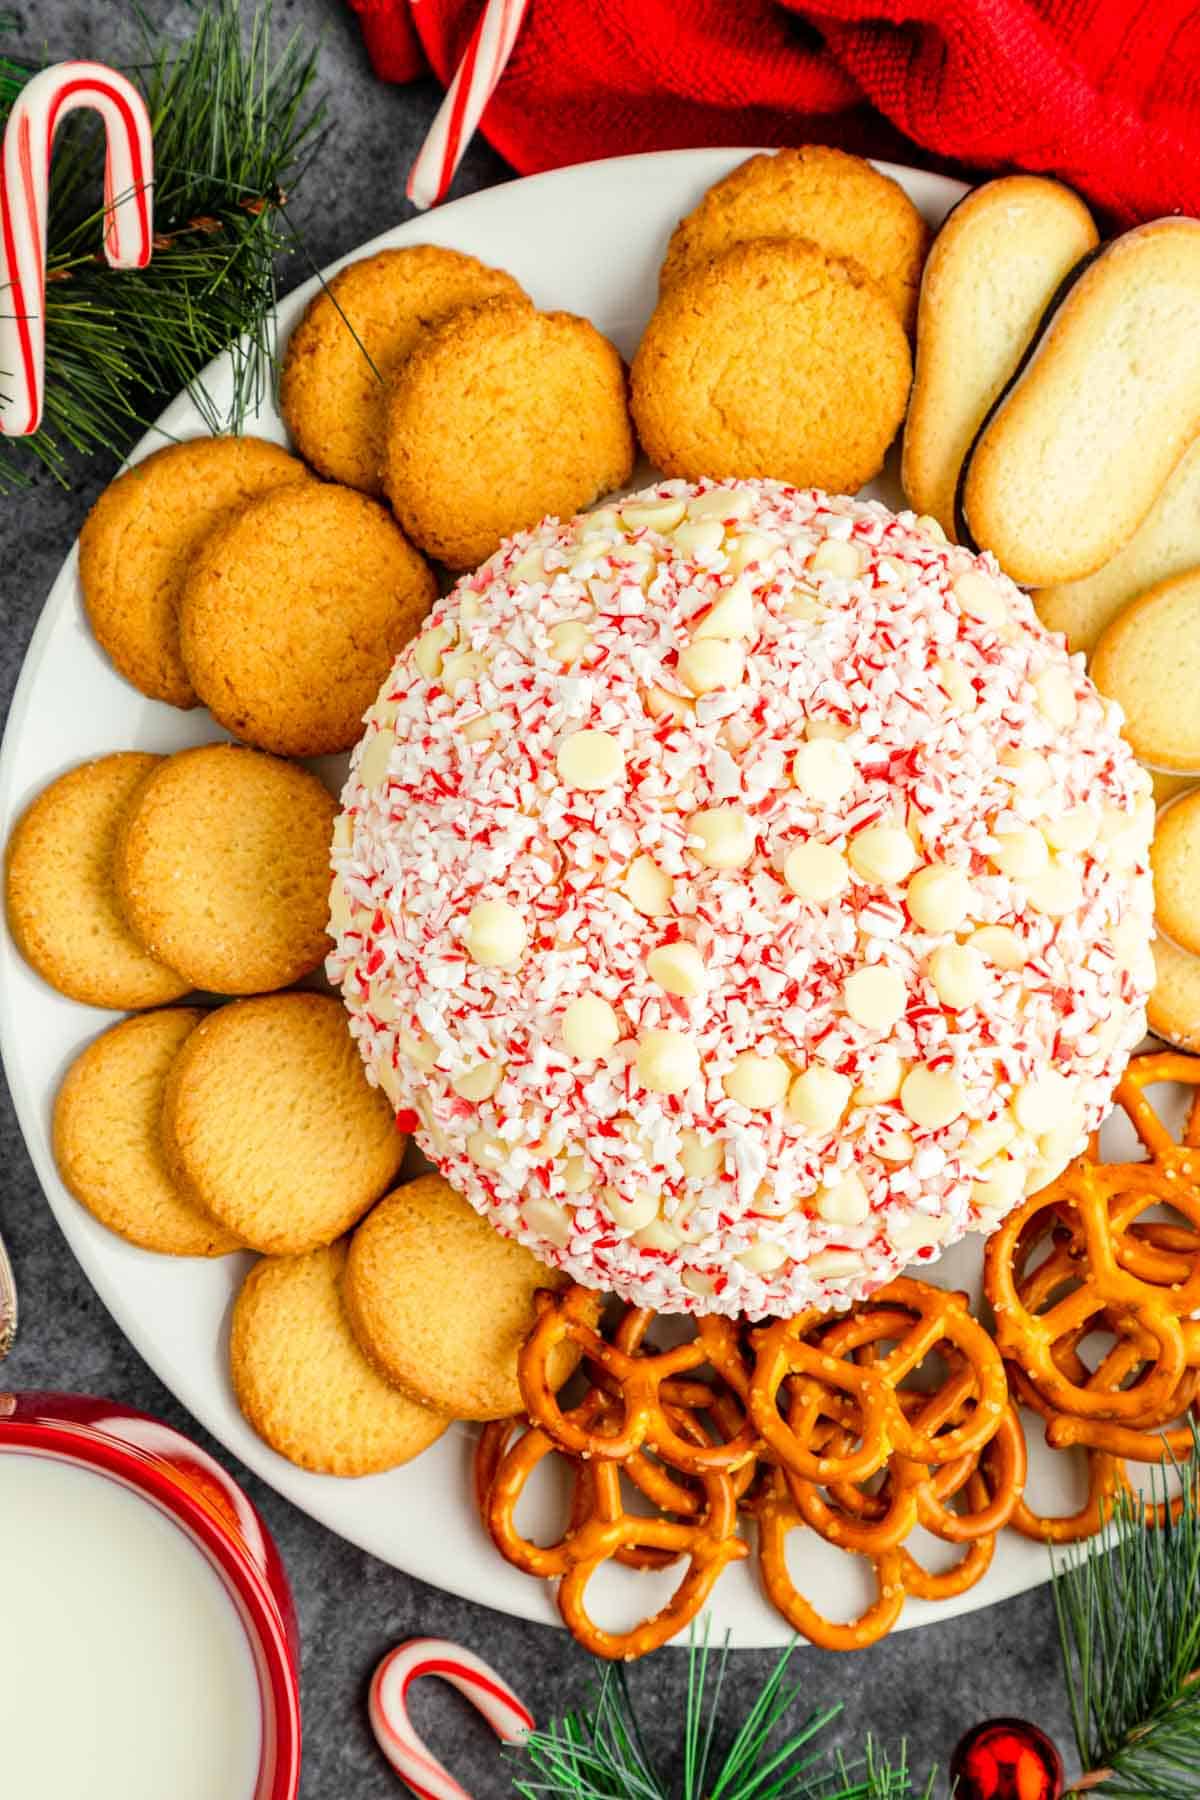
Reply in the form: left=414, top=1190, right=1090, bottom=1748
left=328, top=480, right=1155, bottom=1318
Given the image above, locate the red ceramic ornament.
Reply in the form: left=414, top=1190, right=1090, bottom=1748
left=949, top=1718, right=1064, bottom=1800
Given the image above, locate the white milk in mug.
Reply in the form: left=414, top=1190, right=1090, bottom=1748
left=0, top=1453, right=263, bottom=1798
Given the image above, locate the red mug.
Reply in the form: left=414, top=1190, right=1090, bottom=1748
left=0, top=1391, right=302, bottom=1799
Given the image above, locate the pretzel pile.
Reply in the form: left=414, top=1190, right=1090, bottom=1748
left=985, top=1050, right=1200, bottom=1542
left=476, top=1274, right=1024, bottom=1658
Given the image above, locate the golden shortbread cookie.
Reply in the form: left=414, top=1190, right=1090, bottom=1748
left=1149, top=933, right=1200, bottom=1053
left=161, top=993, right=405, bottom=1254
left=230, top=1242, right=447, bottom=1476
left=178, top=483, right=435, bottom=758
left=54, top=1008, right=242, bottom=1256
left=6, top=754, right=190, bottom=1010
left=113, top=743, right=335, bottom=995
left=79, top=437, right=309, bottom=708
left=660, top=145, right=931, bottom=332
left=383, top=298, right=635, bottom=570
left=1151, top=790, right=1200, bottom=957
left=632, top=238, right=911, bottom=495
left=343, top=1175, right=581, bottom=1420
left=1035, top=437, right=1200, bottom=656
left=904, top=176, right=1098, bottom=538
left=280, top=244, right=529, bottom=495
left=1091, top=570, right=1200, bottom=775
left=1150, top=768, right=1195, bottom=811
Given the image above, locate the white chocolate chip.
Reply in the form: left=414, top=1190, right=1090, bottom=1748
left=928, top=941, right=985, bottom=1009
left=853, top=1048, right=905, bottom=1104
left=440, top=648, right=486, bottom=694
left=562, top=1155, right=592, bottom=1195
left=366, top=980, right=398, bottom=1023
left=622, top=854, right=674, bottom=917
left=1000, top=747, right=1052, bottom=793
left=953, top=569, right=1006, bottom=626
left=452, top=1060, right=504, bottom=1101
left=680, top=1131, right=724, bottom=1179
left=783, top=841, right=850, bottom=902
left=636, top=1029, right=700, bottom=1095
left=681, top=1269, right=715, bottom=1298
left=876, top=1125, right=915, bottom=1164
left=357, top=728, right=395, bottom=791
left=1012, top=1071, right=1074, bottom=1135
left=843, top=965, right=907, bottom=1030
left=635, top=1217, right=685, bottom=1251
left=805, top=716, right=854, bottom=740
left=781, top=584, right=822, bottom=620
left=808, top=1249, right=865, bottom=1280
left=601, top=1186, right=660, bottom=1232
left=966, top=1116, right=1016, bottom=1165
left=792, top=737, right=855, bottom=804
left=673, top=517, right=726, bottom=557
left=971, top=1156, right=1025, bottom=1218
left=677, top=639, right=744, bottom=695
left=1025, top=859, right=1082, bottom=917
left=523, top=1195, right=572, bottom=1248
left=693, top=578, right=755, bottom=641
left=328, top=875, right=352, bottom=933
left=754, top=1182, right=799, bottom=1218
left=332, top=813, right=352, bottom=852
left=937, top=658, right=976, bottom=712
left=463, top=900, right=527, bottom=968
left=688, top=486, right=754, bottom=521
left=397, top=1027, right=437, bottom=1073
left=810, top=538, right=863, bottom=579
left=889, top=1211, right=953, bottom=1256
left=968, top=925, right=1026, bottom=970
left=374, top=1056, right=404, bottom=1108
left=816, top=1171, right=869, bottom=1226
left=735, top=1239, right=788, bottom=1274
left=689, top=805, right=755, bottom=869
left=1035, top=666, right=1078, bottom=727
left=989, top=826, right=1050, bottom=880
left=723, top=1050, right=791, bottom=1110
left=467, top=1130, right=507, bottom=1170
left=900, top=1065, right=966, bottom=1129
left=725, top=531, right=771, bottom=576
left=646, top=940, right=707, bottom=998
left=644, top=684, right=693, bottom=723
left=906, top=863, right=971, bottom=932
left=786, top=1065, right=851, bottom=1132
left=620, top=497, right=686, bottom=533
left=462, top=712, right=500, bottom=743
left=1042, top=807, right=1098, bottom=853
left=549, top=620, right=592, bottom=664
left=413, top=622, right=455, bottom=680
left=557, top=729, right=624, bottom=790
left=849, top=825, right=918, bottom=885
left=562, top=994, right=620, bottom=1059
left=916, top=514, right=947, bottom=543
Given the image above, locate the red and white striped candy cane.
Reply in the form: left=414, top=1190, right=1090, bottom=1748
left=0, top=61, right=154, bottom=436
left=369, top=1637, right=533, bottom=1800
left=406, top=0, right=529, bottom=210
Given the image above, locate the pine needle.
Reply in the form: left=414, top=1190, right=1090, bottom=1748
left=1054, top=1426, right=1200, bottom=1797
left=0, top=0, right=324, bottom=492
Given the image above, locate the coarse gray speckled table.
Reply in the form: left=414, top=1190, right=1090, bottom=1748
left=0, top=4, right=1078, bottom=1794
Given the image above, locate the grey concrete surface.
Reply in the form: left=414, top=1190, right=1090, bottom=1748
left=0, top=4, right=1078, bottom=1793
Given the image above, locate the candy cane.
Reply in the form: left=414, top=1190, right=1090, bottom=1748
left=0, top=61, right=154, bottom=436
left=406, top=0, right=529, bottom=210
left=369, top=1637, right=533, bottom=1800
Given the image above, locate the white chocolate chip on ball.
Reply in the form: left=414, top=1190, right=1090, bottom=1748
left=781, top=584, right=822, bottom=620
left=723, top=1051, right=791, bottom=1110
left=647, top=940, right=707, bottom=998
left=916, top=514, right=947, bottom=543
left=805, top=716, right=854, bottom=740
left=440, top=648, right=486, bottom=694
left=397, top=1027, right=437, bottom=1073
left=969, top=925, right=1026, bottom=970
left=792, top=737, right=855, bottom=804
left=562, top=994, right=620, bottom=1058
left=413, top=622, right=455, bottom=680
left=1012, top=1071, right=1073, bottom=1135
left=693, top=579, right=755, bottom=641
left=754, top=1183, right=799, bottom=1218
left=816, top=1171, right=869, bottom=1225
left=461, top=712, right=500, bottom=743
left=678, top=639, right=744, bottom=695
left=636, top=1029, right=701, bottom=1094
left=644, top=684, right=693, bottom=723
left=849, top=825, right=918, bottom=884
left=936, top=658, right=976, bottom=712
left=1025, top=860, right=1083, bottom=917
left=1035, top=666, right=1078, bottom=728
left=467, top=1130, right=507, bottom=1170
left=689, top=805, right=755, bottom=869
left=622, top=854, right=674, bottom=917
left=876, top=1125, right=915, bottom=1163
left=679, top=1130, right=724, bottom=1178
left=810, top=538, right=863, bottom=578
left=620, top=496, right=686, bottom=533
left=452, top=1061, right=504, bottom=1101
left=1043, top=807, right=1098, bottom=853
left=843, top=965, right=907, bottom=1030
left=928, top=941, right=985, bottom=1009
left=853, top=1048, right=905, bottom=1104
left=966, top=1116, right=1016, bottom=1165
left=786, top=1065, right=852, bottom=1132
left=971, top=1156, right=1026, bottom=1219
left=562, top=1155, right=593, bottom=1194
left=889, top=1211, right=953, bottom=1255
left=808, top=1249, right=865, bottom=1280
left=989, top=826, right=1050, bottom=880
left=907, top=863, right=971, bottom=932
left=557, top=729, right=625, bottom=790
left=783, top=841, right=850, bottom=902
left=688, top=486, right=754, bottom=521
left=549, top=620, right=592, bottom=664
left=357, top=728, right=395, bottom=792
left=953, top=569, right=1006, bottom=626
left=374, top=1057, right=404, bottom=1109
left=681, top=1269, right=715, bottom=1298
left=1000, top=747, right=1052, bottom=793
left=464, top=900, right=527, bottom=967
left=725, top=530, right=771, bottom=576
left=523, top=1195, right=571, bottom=1248
left=328, top=876, right=352, bottom=933
left=601, top=1186, right=660, bottom=1232
left=735, top=1239, right=788, bottom=1274
left=673, top=517, right=726, bottom=557
left=635, top=1217, right=685, bottom=1251
left=901, top=1065, right=966, bottom=1129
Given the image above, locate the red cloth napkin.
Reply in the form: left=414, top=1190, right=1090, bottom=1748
left=347, top=0, right=1200, bottom=225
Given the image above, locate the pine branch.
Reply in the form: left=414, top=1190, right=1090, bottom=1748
left=507, top=1629, right=934, bottom=1800
left=0, top=0, right=325, bottom=493
left=1054, top=1426, right=1200, bottom=1798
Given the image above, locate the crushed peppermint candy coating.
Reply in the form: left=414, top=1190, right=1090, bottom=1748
left=327, top=479, right=1155, bottom=1318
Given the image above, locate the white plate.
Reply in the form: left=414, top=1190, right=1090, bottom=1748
left=0, top=148, right=1162, bottom=1644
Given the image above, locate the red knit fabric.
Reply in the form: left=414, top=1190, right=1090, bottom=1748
left=347, top=0, right=1200, bottom=225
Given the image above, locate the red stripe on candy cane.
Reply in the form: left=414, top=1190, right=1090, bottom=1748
left=406, top=0, right=529, bottom=210
left=368, top=1637, right=533, bottom=1799
left=0, top=61, right=154, bottom=436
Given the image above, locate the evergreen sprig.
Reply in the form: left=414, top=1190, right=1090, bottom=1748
left=0, top=0, right=324, bottom=492
left=508, top=1630, right=934, bottom=1800
left=1054, top=1431, right=1200, bottom=1798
